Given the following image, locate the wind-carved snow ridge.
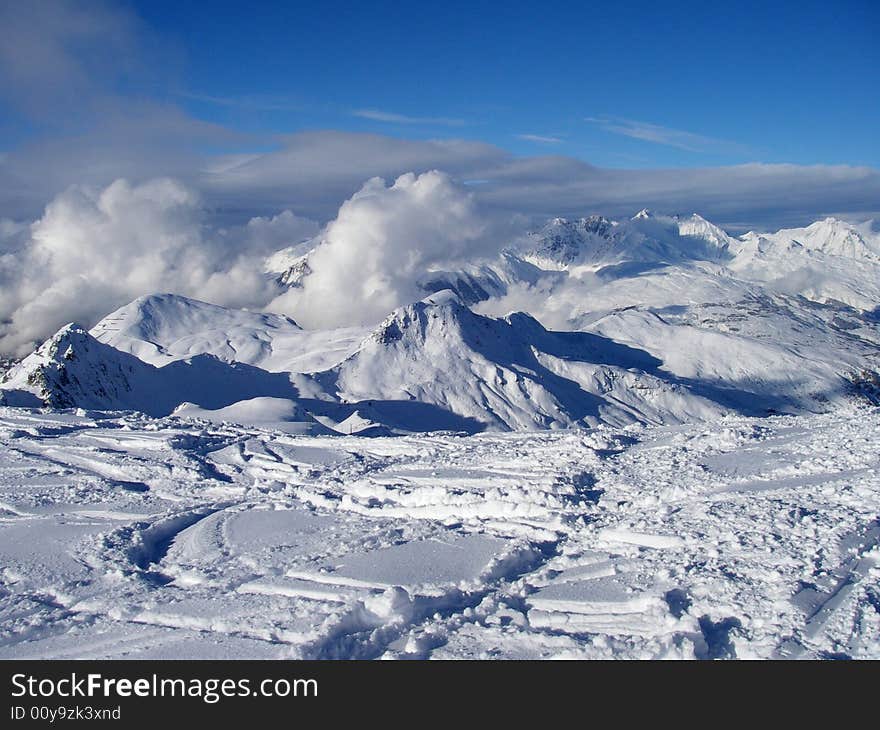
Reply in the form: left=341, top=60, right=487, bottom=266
left=0, top=209, right=878, bottom=659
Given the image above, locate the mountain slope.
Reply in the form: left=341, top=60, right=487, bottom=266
left=522, top=212, right=732, bottom=270
left=584, top=293, right=879, bottom=415
left=92, top=293, right=367, bottom=373
left=0, top=323, right=161, bottom=411
left=729, top=219, right=880, bottom=310
left=302, top=291, right=726, bottom=432
left=0, top=322, right=308, bottom=418
left=3, top=212, right=878, bottom=435
left=734, top=218, right=880, bottom=261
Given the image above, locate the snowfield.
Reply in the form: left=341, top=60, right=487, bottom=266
left=0, top=404, right=877, bottom=659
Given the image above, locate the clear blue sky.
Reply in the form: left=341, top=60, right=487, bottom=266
left=130, top=0, right=880, bottom=168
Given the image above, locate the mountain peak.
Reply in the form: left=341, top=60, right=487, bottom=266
left=91, top=292, right=304, bottom=369
left=524, top=210, right=733, bottom=267
left=737, top=217, right=880, bottom=263
left=2, top=322, right=150, bottom=410
left=420, top=288, right=462, bottom=307
left=371, top=290, right=472, bottom=346
left=321, top=293, right=725, bottom=432
left=27, top=323, right=98, bottom=370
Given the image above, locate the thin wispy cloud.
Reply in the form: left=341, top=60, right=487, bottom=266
left=353, top=108, right=466, bottom=127
left=515, top=134, right=563, bottom=144
left=585, top=116, right=739, bottom=153
left=179, top=92, right=305, bottom=112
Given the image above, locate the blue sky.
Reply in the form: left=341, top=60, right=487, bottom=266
left=0, top=0, right=878, bottom=228
left=130, top=0, right=880, bottom=168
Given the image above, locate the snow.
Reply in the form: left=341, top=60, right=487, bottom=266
left=0, top=322, right=313, bottom=418
left=5, top=212, right=873, bottom=437
left=729, top=219, right=880, bottom=310
left=0, top=404, right=876, bottom=659
left=92, top=293, right=367, bottom=373
left=10, top=284, right=871, bottom=436
left=520, top=212, right=731, bottom=271
left=311, top=292, right=728, bottom=432
left=0, top=210, right=878, bottom=659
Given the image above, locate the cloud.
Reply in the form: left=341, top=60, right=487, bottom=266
left=473, top=276, right=596, bottom=332
left=516, top=134, right=563, bottom=144
left=268, top=171, right=516, bottom=329
left=0, top=101, right=243, bottom=221
left=0, top=0, right=166, bottom=121
left=2, top=158, right=879, bottom=355
left=0, top=170, right=522, bottom=354
left=201, top=131, right=507, bottom=220
left=0, top=1, right=875, bottom=237
left=470, top=156, right=880, bottom=231
left=0, top=1, right=229, bottom=222
left=353, top=109, right=467, bottom=126
left=198, top=131, right=880, bottom=231
left=585, top=116, right=737, bottom=153
left=177, top=92, right=305, bottom=112
left=0, top=178, right=288, bottom=356
left=242, top=209, right=320, bottom=252
left=0, top=2, right=876, bottom=356
left=4, top=125, right=879, bottom=239
left=0, top=218, right=28, bottom=251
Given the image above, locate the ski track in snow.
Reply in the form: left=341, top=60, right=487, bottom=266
left=0, top=405, right=877, bottom=659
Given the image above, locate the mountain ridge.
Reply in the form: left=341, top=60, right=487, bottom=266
left=2, top=212, right=878, bottom=434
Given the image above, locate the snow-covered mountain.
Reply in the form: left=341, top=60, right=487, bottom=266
left=416, top=253, right=546, bottom=306
left=583, top=292, right=877, bottom=414
left=1, top=323, right=161, bottom=410
left=522, top=215, right=618, bottom=268
left=3, top=209, right=878, bottom=663
left=263, top=213, right=880, bottom=312
left=0, top=292, right=724, bottom=433
left=728, top=218, right=880, bottom=310
left=0, top=321, right=310, bottom=420
left=303, top=290, right=724, bottom=432
left=92, top=293, right=367, bottom=373
left=735, top=218, right=880, bottom=261
left=3, top=212, right=878, bottom=434
left=521, top=212, right=733, bottom=270
left=267, top=250, right=312, bottom=288
left=0, top=358, right=15, bottom=378
left=446, top=213, right=880, bottom=315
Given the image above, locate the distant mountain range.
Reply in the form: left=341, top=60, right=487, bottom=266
left=3, top=213, right=878, bottom=434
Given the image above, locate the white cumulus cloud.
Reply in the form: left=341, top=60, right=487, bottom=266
left=268, top=171, right=514, bottom=329
left=0, top=178, right=297, bottom=355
